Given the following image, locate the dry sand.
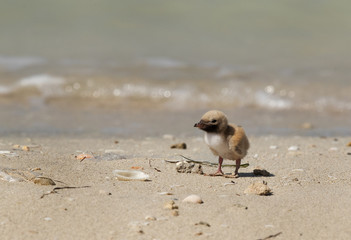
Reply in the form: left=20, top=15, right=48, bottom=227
left=1, top=135, right=351, bottom=240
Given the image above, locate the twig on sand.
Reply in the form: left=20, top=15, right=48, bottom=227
left=257, top=232, right=282, bottom=240
left=148, top=159, right=162, bottom=172
left=164, top=155, right=249, bottom=168
left=40, top=186, right=91, bottom=199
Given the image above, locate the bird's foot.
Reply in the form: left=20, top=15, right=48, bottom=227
left=224, top=173, right=239, bottom=178
left=205, top=170, right=224, bottom=177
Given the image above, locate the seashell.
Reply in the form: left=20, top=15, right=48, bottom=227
left=113, top=170, right=150, bottom=181
left=301, top=122, right=313, bottom=129
left=33, top=177, right=56, bottom=186
left=182, top=194, right=203, bottom=204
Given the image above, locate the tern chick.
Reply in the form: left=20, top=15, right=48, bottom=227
left=194, top=110, right=249, bottom=178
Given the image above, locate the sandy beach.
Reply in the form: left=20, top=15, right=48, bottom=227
left=1, top=135, right=351, bottom=240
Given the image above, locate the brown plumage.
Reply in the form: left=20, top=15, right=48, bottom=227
left=194, top=110, right=249, bottom=177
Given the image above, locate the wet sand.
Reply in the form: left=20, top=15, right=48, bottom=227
left=1, top=136, right=351, bottom=239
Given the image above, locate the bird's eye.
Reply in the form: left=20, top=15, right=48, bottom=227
left=211, top=119, right=217, bottom=123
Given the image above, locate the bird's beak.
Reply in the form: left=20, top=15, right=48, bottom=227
left=194, top=120, right=207, bottom=129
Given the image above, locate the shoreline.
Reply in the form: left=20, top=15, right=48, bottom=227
left=1, top=135, right=351, bottom=239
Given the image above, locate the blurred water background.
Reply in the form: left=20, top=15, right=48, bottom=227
left=0, top=0, right=351, bottom=137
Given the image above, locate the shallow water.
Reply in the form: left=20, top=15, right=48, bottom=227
left=0, top=1, right=350, bottom=137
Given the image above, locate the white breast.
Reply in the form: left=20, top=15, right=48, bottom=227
left=204, top=132, right=228, bottom=155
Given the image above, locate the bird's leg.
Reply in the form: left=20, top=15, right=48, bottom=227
left=217, top=156, right=224, bottom=174
left=208, top=156, right=224, bottom=176
left=234, top=159, right=241, bottom=178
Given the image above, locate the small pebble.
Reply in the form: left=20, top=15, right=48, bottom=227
left=171, top=210, right=179, bottom=216
left=170, top=143, right=187, bottom=149
left=182, top=194, right=203, bottom=204
left=44, top=217, right=52, bottom=221
left=301, top=122, right=313, bottom=129
left=253, top=168, right=270, bottom=176
left=22, top=146, right=30, bottom=151
left=347, top=142, right=351, bottom=147
left=269, top=145, right=278, bottom=150
left=329, top=147, right=338, bottom=151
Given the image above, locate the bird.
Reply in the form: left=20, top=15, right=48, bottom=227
left=194, top=110, right=249, bottom=178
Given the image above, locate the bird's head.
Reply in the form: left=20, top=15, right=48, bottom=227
left=194, top=110, right=228, bottom=133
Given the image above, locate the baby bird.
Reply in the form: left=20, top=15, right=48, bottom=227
left=194, top=110, right=249, bottom=177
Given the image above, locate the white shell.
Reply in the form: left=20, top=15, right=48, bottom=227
left=113, top=170, right=150, bottom=181
left=182, top=194, right=203, bottom=204
left=288, top=146, right=299, bottom=151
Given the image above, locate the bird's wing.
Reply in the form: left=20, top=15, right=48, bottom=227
left=228, top=125, right=249, bottom=158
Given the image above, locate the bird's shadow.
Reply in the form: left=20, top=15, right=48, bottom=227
left=224, top=172, right=275, bottom=178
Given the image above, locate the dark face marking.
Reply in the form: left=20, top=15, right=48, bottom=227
left=194, top=120, right=218, bottom=132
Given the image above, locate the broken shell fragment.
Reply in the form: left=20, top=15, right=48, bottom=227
left=244, top=181, right=272, bottom=196
left=145, top=216, right=157, bottom=221
left=288, top=146, right=299, bottom=151
left=163, top=200, right=178, bottom=210
left=176, top=161, right=194, bottom=173
left=33, top=177, right=56, bottom=186
left=113, top=170, right=150, bottom=181
left=182, top=194, right=203, bottom=204
left=76, top=154, right=94, bottom=161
